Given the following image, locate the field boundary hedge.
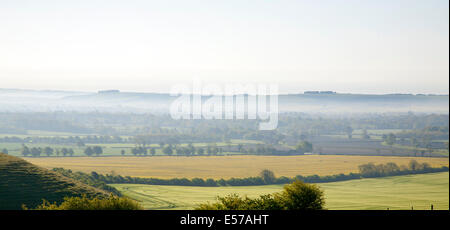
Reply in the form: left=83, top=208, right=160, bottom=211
left=52, top=160, right=449, bottom=187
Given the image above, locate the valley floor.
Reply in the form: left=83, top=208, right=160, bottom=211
left=110, top=172, right=449, bottom=210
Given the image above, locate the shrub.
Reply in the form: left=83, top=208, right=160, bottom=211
left=28, top=195, right=143, bottom=210
left=195, top=180, right=324, bottom=210
left=276, top=180, right=325, bottom=210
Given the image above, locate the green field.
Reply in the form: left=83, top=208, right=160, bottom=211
left=111, top=172, right=449, bottom=210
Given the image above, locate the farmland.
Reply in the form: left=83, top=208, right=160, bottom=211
left=27, top=155, right=449, bottom=179
left=110, top=172, right=449, bottom=210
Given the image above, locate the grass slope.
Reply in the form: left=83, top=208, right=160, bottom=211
left=0, top=153, right=109, bottom=210
left=111, top=172, right=449, bottom=210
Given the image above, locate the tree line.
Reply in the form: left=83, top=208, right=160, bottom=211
left=21, top=145, right=75, bottom=157
left=53, top=161, right=449, bottom=188
left=19, top=145, right=106, bottom=157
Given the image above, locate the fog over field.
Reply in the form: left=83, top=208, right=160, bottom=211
left=0, top=0, right=448, bottom=213
left=0, top=88, right=448, bottom=114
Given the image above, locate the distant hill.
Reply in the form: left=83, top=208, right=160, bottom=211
left=0, top=153, right=109, bottom=210
left=0, top=88, right=448, bottom=114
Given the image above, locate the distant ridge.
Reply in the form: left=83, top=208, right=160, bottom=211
left=0, top=153, right=109, bottom=210
left=0, top=88, right=448, bottom=114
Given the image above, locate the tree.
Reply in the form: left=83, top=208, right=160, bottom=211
left=150, top=148, right=156, bottom=156
left=131, top=147, right=138, bottom=156
left=44, top=147, right=54, bottom=157
left=84, top=147, right=94, bottom=156
left=295, top=141, right=313, bottom=154
left=68, top=148, right=74, bottom=157
left=346, top=126, right=353, bottom=139
left=121, top=150, right=125, bottom=156
left=61, top=148, right=69, bottom=157
left=362, top=129, right=370, bottom=139
left=237, top=144, right=243, bottom=152
left=385, top=133, right=396, bottom=146
left=408, top=160, right=420, bottom=171
left=162, top=146, right=173, bottom=156
left=187, top=143, right=195, bottom=156
left=197, top=148, right=204, bottom=155
left=276, top=180, right=325, bottom=210
left=259, top=169, right=276, bottom=184
left=382, top=134, right=388, bottom=142
left=1, top=148, right=8, bottom=154
left=411, top=137, right=419, bottom=156
left=93, top=146, right=103, bottom=156
left=31, top=147, right=41, bottom=157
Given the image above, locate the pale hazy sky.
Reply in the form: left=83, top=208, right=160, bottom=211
left=0, top=0, right=448, bottom=94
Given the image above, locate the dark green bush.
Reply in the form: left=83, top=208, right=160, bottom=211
left=196, top=180, right=324, bottom=210
left=27, top=195, right=143, bottom=210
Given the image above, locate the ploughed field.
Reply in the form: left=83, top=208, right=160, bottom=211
left=27, top=155, right=449, bottom=179
left=110, top=172, right=449, bottom=210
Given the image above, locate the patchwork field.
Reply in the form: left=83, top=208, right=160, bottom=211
left=110, top=172, right=449, bottom=210
left=27, top=155, right=449, bottom=179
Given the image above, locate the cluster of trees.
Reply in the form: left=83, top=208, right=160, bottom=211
left=54, top=162, right=448, bottom=188
left=52, top=168, right=121, bottom=195
left=398, top=126, right=449, bottom=142
left=1, top=112, right=447, bottom=142
left=196, top=180, right=325, bottom=210
left=382, top=133, right=397, bottom=146
left=358, top=160, right=439, bottom=178
left=16, top=145, right=107, bottom=157
left=160, top=144, right=222, bottom=156
left=84, top=146, right=103, bottom=157
left=130, top=147, right=156, bottom=156
left=21, top=145, right=74, bottom=157
left=26, top=195, right=142, bottom=210
left=295, top=141, right=313, bottom=154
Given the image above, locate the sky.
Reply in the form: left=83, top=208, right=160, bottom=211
left=0, top=0, right=448, bottom=94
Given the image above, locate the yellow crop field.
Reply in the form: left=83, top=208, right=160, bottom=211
left=27, top=155, right=449, bottom=179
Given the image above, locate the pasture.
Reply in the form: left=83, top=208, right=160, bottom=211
left=110, top=172, right=449, bottom=210
left=27, top=155, right=449, bottom=179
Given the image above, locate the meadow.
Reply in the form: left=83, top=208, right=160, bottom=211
left=27, top=155, right=449, bottom=179
left=110, top=172, right=449, bottom=210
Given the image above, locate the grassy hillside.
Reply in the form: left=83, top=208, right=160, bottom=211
left=0, top=153, right=109, bottom=210
left=111, top=172, right=449, bottom=210
left=28, top=155, right=449, bottom=179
